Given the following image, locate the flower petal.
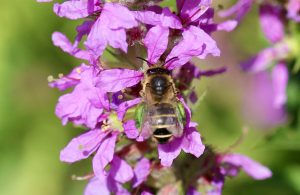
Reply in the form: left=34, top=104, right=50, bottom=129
left=218, top=0, right=253, bottom=22
left=158, top=138, right=182, bottom=167
left=117, top=98, right=142, bottom=120
left=85, top=3, right=137, bottom=57
left=287, top=0, right=300, bottom=22
left=123, top=120, right=139, bottom=139
left=55, top=67, right=107, bottom=128
left=110, top=156, right=134, bottom=183
left=241, top=43, right=290, bottom=72
left=144, top=26, right=169, bottom=64
left=84, top=177, right=110, bottom=195
left=55, top=85, right=104, bottom=128
left=60, top=129, right=106, bottom=163
left=96, top=69, right=143, bottom=92
left=53, top=0, right=99, bottom=20
left=107, top=175, right=130, bottom=195
left=134, top=8, right=182, bottom=29
left=93, top=132, right=118, bottom=177
left=102, top=3, right=138, bottom=29
left=259, top=4, right=285, bottom=43
left=179, top=0, right=211, bottom=23
left=243, top=71, right=286, bottom=128
left=198, top=66, right=227, bottom=77
left=216, top=20, right=238, bottom=32
left=52, top=32, right=90, bottom=60
left=221, top=153, right=272, bottom=180
left=37, top=0, right=52, bottom=2
left=141, top=191, right=154, bottom=195
left=181, top=127, right=205, bottom=158
left=75, top=20, right=94, bottom=46
left=132, top=158, right=151, bottom=187
left=166, top=26, right=220, bottom=70
left=271, top=63, right=288, bottom=109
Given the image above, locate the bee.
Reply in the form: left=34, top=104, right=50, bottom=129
left=134, top=58, right=186, bottom=144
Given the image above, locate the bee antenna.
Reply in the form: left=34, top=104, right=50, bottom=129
left=163, top=57, right=179, bottom=66
left=136, top=57, right=153, bottom=65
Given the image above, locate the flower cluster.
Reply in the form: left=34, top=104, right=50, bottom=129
left=40, top=0, right=273, bottom=194
left=220, top=0, right=300, bottom=127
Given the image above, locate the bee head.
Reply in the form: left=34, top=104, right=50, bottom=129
left=146, top=67, right=171, bottom=76
left=136, top=57, right=178, bottom=76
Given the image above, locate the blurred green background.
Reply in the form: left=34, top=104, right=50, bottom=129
left=0, top=0, right=299, bottom=195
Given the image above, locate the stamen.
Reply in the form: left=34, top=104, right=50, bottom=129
left=47, top=75, right=54, bottom=82
left=76, top=68, right=81, bottom=74
left=223, top=127, right=249, bottom=153
left=71, top=173, right=94, bottom=181
left=118, top=94, right=123, bottom=100
left=58, top=73, right=64, bottom=78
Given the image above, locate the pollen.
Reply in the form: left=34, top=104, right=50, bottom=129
left=78, top=144, right=84, bottom=151
left=76, top=68, right=81, bottom=74
left=118, top=94, right=123, bottom=100
left=58, top=73, right=64, bottom=78
left=47, top=75, right=54, bottom=82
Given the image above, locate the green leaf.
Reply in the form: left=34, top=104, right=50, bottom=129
left=285, top=165, right=300, bottom=194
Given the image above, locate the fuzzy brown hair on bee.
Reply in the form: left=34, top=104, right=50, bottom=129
left=134, top=59, right=186, bottom=144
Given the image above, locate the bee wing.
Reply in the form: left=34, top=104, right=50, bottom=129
left=135, top=103, right=154, bottom=141
left=169, top=103, right=185, bottom=138
left=139, top=120, right=153, bottom=141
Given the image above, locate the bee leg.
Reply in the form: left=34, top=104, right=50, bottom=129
left=139, top=90, right=145, bottom=98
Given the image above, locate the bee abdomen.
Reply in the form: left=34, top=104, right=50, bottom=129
left=153, top=128, right=172, bottom=144
left=150, top=115, right=177, bottom=126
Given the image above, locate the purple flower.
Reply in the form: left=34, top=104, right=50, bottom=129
left=158, top=123, right=205, bottom=167
left=271, top=63, right=288, bottom=109
left=197, top=8, right=237, bottom=34
left=287, top=0, right=300, bottom=22
left=132, top=158, right=151, bottom=187
left=188, top=150, right=272, bottom=194
left=96, top=64, right=206, bottom=167
left=61, top=127, right=120, bottom=176
left=134, top=2, right=220, bottom=68
left=117, top=98, right=142, bottom=120
left=220, top=153, right=272, bottom=180
left=85, top=3, right=138, bottom=58
left=55, top=66, right=109, bottom=128
left=84, top=155, right=134, bottom=195
left=52, top=20, right=95, bottom=62
left=259, top=3, right=285, bottom=44
left=165, top=26, right=220, bottom=70
left=52, top=31, right=91, bottom=61
left=243, top=69, right=287, bottom=128
left=241, top=42, right=290, bottom=73
left=172, top=62, right=226, bottom=103
left=96, top=68, right=143, bottom=93
left=219, top=0, right=254, bottom=22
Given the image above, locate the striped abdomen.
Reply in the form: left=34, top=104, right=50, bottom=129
left=147, top=103, right=179, bottom=143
